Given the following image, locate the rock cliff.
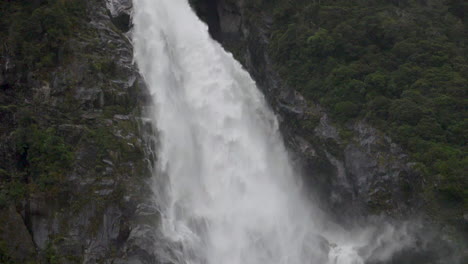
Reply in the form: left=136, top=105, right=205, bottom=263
left=0, top=1, right=162, bottom=263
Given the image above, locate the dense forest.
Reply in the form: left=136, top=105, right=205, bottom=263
left=0, top=0, right=87, bottom=68
left=240, top=0, right=467, bottom=227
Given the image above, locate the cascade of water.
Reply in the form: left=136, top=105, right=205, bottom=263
left=132, top=0, right=414, bottom=263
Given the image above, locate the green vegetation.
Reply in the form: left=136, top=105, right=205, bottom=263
left=251, top=0, right=467, bottom=212
left=0, top=240, right=14, bottom=264
left=16, top=125, right=73, bottom=190
left=6, top=109, right=74, bottom=199
left=45, top=241, right=59, bottom=264
left=0, top=1, right=147, bottom=262
left=0, top=0, right=86, bottom=69
left=0, top=0, right=87, bottom=204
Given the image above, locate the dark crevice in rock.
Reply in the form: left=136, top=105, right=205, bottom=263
left=107, top=0, right=133, bottom=32
left=0, top=81, right=11, bottom=90
left=109, top=11, right=132, bottom=32
left=190, top=0, right=222, bottom=41
left=16, top=147, right=29, bottom=170
left=20, top=204, right=38, bottom=253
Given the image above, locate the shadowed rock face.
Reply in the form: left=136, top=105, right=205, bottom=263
left=190, top=0, right=222, bottom=41
left=0, top=206, right=36, bottom=262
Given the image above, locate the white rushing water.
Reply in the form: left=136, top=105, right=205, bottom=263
left=132, top=0, right=415, bottom=263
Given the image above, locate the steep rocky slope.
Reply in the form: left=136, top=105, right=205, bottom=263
left=0, top=1, right=163, bottom=263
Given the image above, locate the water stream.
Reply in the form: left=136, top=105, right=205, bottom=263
left=132, top=0, right=414, bottom=263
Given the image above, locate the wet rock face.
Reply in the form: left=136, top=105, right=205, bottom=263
left=190, top=0, right=422, bottom=219
left=106, top=0, right=133, bottom=32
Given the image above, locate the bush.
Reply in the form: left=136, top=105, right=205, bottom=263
left=3, top=0, right=86, bottom=69
left=367, top=96, right=391, bottom=120
left=333, top=101, right=360, bottom=121
left=390, top=99, right=423, bottom=125
left=14, top=121, right=74, bottom=191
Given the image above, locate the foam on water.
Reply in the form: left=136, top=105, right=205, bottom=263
left=132, top=0, right=413, bottom=263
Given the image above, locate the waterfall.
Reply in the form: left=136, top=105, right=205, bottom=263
left=132, top=0, right=414, bottom=263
